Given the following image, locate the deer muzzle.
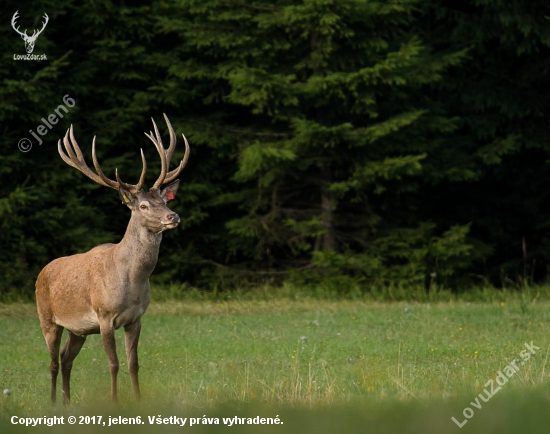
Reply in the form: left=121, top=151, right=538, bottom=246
left=161, top=212, right=180, bottom=228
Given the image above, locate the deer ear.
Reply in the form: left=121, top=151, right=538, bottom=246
left=160, top=180, right=180, bottom=202
left=118, top=186, right=137, bottom=207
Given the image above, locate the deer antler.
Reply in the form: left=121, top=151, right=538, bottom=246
left=58, top=125, right=147, bottom=194
left=144, top=114, right=190, bottom=190
left=31, top=13, right=49, bottom=39
left=11, top=11, right=27, bottom=38
left=58, top=115, right=189, bottom=193
left=11, top=11, right=49, bottom=39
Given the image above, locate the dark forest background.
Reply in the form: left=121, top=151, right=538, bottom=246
left=1, top=0, right=550, bottom=296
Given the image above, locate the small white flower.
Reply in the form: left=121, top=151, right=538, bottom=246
left=442, top=391, right=454, bottom=401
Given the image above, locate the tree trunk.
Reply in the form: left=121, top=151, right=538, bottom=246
left=320, top=165, right=337, bottom=251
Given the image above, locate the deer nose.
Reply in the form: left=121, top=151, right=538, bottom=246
left=166, top=212, right=180, bottom=223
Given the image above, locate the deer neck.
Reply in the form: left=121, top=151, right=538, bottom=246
left=116, top=213, right=162, bottom=280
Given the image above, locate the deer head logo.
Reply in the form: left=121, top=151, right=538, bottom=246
left=11, top=11, right=49, bottom=54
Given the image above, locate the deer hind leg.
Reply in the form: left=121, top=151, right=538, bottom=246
left=42, top=324, right=63, bottom=404
left=124, top=320, right=142, bottom=400
left=99, top=320, right=119, bottom=402
left=60, top=331, right=87, bottom=404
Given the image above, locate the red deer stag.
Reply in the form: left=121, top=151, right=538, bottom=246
left=36, top=114, right=189, bottom=404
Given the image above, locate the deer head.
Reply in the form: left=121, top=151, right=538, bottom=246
left=58, top=114, right=190, bottom=234
left=11, top=11, right=49, bottom=54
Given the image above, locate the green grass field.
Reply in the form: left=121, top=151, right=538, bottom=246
left=2, top=296, right=550, bottom=433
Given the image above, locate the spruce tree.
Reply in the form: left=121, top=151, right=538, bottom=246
left=419, top=0, right=550, bottom=283
left=163, top=0, right=473, bottom=287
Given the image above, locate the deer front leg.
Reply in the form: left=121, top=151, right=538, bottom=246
left=124, top=320, right=142, bottom=400
left=99, top=320, right=119, bottom=402
left=60, top=331, right=87, bottom=404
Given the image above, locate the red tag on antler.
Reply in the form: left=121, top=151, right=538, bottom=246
left=166, top=191, right=175, bottom=201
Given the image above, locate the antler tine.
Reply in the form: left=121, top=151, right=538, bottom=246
left=58, top=127, right=117, bottom=190
left=69, top=125, right=87, bottom=164
left=39, top=13, right=49, bottom=32
left=91, top=136, right=119, bottom=190
left=144, top=130, right=157, bottom=145
left=92, top=137, right=148, bottom=194
left=150, top=117, right=169, bottom=190
left=58, top=138, right=77, bottom=169
left=144, top=115, right=190, bottom=189
left=32, top=13, right=49, bottom=38
left=163, top=133, right=190, bottom=184
left=163, top=113, right=177, bottom=164
left=59, top=125, right=147, bottom=194
left=135, top=149, right=147, bottom=191
left=141, top=131, right=162, bottom=186
left=11, top=11, right=25, bottom=37
left=63, top=127, right=77, bottom=160
left=115, top=168, right=129, bottom=191
left=147, top=115, right=191, bottom=188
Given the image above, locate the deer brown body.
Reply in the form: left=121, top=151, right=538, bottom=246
left=35, top=114, right=189, bottom=404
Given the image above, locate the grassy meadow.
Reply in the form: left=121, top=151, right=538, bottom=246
left=2, top=287, right=550, bottom=432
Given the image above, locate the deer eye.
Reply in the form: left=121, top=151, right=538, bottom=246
left=140, top=204, right=148, bottom=210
